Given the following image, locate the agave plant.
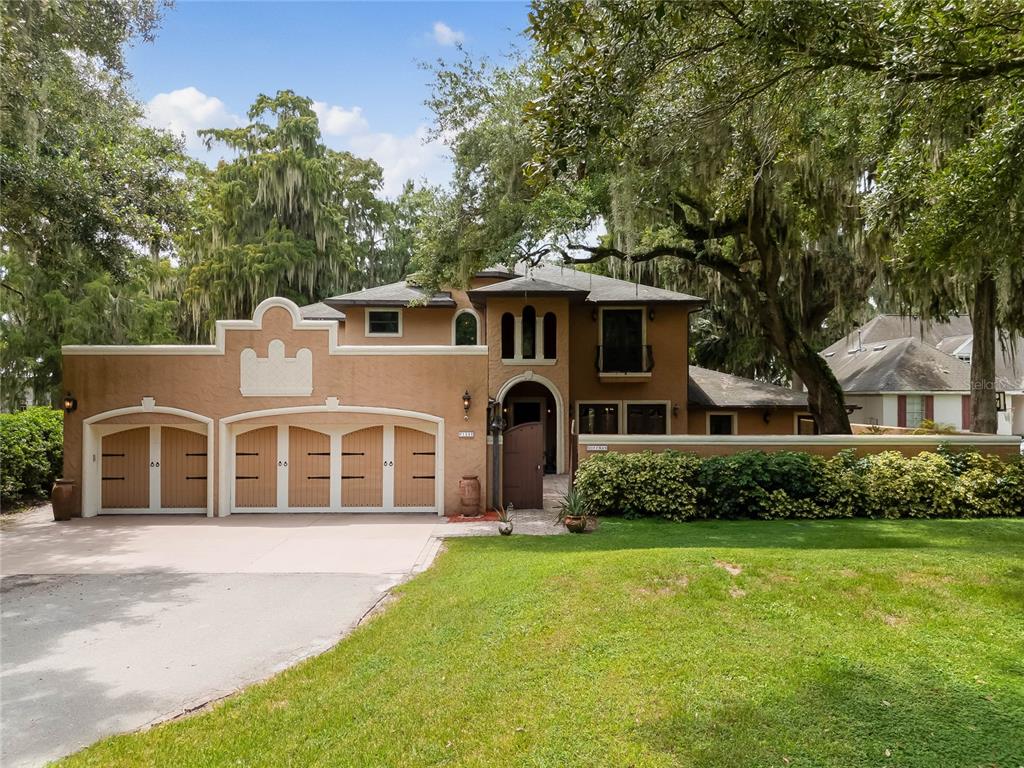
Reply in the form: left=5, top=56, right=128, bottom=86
left=555, top=488, right=591, bottom=524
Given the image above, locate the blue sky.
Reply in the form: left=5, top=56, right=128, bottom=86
left=127, top=1, right=530, bottom=194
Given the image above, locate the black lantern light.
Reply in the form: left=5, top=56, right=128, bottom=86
left=63, top=394, right=77, bottom=414
left=462, top=389, right=472, bottom=420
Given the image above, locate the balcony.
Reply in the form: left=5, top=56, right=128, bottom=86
left=595, top=345, right=654, bottom=379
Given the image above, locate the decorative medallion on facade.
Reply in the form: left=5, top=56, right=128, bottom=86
left=240, top=340, right=313, bottom=396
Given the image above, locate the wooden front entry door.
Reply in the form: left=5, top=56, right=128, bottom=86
left=289, top=427, right=330, bottom=507
left=502, top=422, right=544, bottom=509
left=235, top=426, right=277, bottom=508
left=161, top=427, right=207, bottom=508
left=341, top=426, right=383, bottom=507
left=394, top=426, right=435, bottom=507
left=101, top=428, right=150, bottom=509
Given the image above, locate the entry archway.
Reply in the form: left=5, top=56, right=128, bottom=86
left=495, top=372, right=565, bottom=474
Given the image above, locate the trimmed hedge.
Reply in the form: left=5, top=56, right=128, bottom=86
left=575, top=447, right=1024, bottom=521
left=0, top=407, right=64, bottom=506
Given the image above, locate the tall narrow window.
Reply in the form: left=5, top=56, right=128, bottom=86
left=522, top=305, right=536, bottom=359
left=454, top=311, right=478, bottom=345
left=501, top=313, right=515, bottom=359
left=543, top=312, right=557, bottom=359
left=601, top=308, right=644, bottom=372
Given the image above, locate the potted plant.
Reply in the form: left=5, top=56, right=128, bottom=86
left=556, top=488, right=592, bottom=533
left=497, top=504, right=514, bottom=535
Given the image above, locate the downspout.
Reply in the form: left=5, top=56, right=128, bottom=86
left=488, top=398, right=504, bottom=511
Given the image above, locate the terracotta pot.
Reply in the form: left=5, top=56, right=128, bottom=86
left=51, top=479, right=76, bottom=522
left=564, top=516, right=587, bottom=533
left=498, top=521, right=513, bottom=536
left=458, top=475, right=481, bottom=517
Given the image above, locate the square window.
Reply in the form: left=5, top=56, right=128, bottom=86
left=626, top=403, right=667, bottom=434
left=708, top=413, right=735, bottom=435
left=366, top=310, right=401, bottom=336
left=578, top=403, right=619, bottom=434
left=796, top=415, right=818, bottom=435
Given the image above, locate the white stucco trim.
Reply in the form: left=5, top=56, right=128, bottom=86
left=82, top=402, right=214, bottom=517
left=63, top=296, right=487, bottom=357
left=578, top=433, right=1021, bottom=447
left=496, top=372, right=565, bottom=473
left=218, top=399, right=445, bottom=516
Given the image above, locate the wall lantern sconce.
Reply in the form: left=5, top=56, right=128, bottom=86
left=762, top=409, right=773, bottom=424
left=462, top=389, right=472, bottom=420
left=591, top=308, right=598, bottom=322
left=648, top=308, right=656, bottom=322
left=672, top=402, right=680, bottom=417
left=63, top=394, right=78, bottom=414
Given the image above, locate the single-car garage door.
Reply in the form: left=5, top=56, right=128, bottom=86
left=101, top=428, right=149, bottom=510
left=161, top=427, right=207, bottom=509
left=235, top=426, right=277, bottom=508
left=289, top=427, right=330, bottom=507
left=394, top=426, right=435, bottom=507
left=340, top=426, right=383, bottom=508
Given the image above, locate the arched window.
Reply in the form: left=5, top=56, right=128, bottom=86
left=543, top=312, right=557, bottom=359
left=501, top=313, right=515, bottom=359
left=522, top=305, right=536, bottom=359
left=454, top=311, right=478, bottom=345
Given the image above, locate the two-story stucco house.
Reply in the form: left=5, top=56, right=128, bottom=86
left=59, top=264, right=812, bottom=517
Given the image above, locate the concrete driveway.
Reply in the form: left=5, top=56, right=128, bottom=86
left=0, top=508, right=442, bottom=768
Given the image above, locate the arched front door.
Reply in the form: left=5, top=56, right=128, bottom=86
left=502, top=422, right=544, bottom=509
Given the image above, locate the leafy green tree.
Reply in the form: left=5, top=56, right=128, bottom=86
left=175, top=91, right=406, bottom=338
left=1, top=0, right=194, bottom=407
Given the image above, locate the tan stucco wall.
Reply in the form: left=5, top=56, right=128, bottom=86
left=569, top=304, right=692, bottom=434
left=485, top=296, right=572, bottom=472
left=687, top=408, right=811, bottom=435
left=63, top=304, right=488, bottom=515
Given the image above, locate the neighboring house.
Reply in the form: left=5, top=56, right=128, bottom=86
left=822, top=315, right=1024, bottom=436
left=60, top=264, right=813, bottom=517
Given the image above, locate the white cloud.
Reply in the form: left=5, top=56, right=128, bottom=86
left=148, top=88, right=452, bottom=195
left=312, top=101, right=369, bottom=136
left=432, top=21, right=465, bottom=47
left=345, top=124, right=450, bottom=197
left=144, top=86, right=242, bottom=160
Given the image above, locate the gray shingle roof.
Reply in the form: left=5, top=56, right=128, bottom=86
left=503, top=262, right=704, bottom=304
left=822, top=315, right=1024, bottom=392
left=324, top=281, right=456, bottom=308
left=688, top=366, right=808, bottom=408
left=824, top=337, right=973, bottom=392
left=299, top=301, right=346, bottom=321
left=466, top=275, right=589, bottom=301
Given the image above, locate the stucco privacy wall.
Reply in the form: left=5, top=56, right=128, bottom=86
left=578, top=434, right=1022, bottom=459
left=62, top=299, right=489, bottom=515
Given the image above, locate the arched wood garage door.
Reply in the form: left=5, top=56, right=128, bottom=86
left=340, top=426, right=383, bottom=508
left=160, top=427, right=207, bottom=509
left=394, top=426, right=435, bottom=507
left=234, top=426, right=277, bottom=508
left=101, top=428, right=150, bottom=510
left=289, top=427, right=330, bottom=508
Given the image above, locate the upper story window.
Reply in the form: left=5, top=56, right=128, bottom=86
left=501, top=313, right=515, bottom=358
left=543, top=312, right=557, bottom=358
left=501, top=306, right=557, bottom=364
left=454, top=310, right=479, bottom=345
left=365, top=309, right=402, bottom=337
left=521, top=306, right=537, bottom=359
left=597, top=307, right=652, bottom=374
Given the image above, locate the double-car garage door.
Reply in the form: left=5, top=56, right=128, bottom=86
left=100, top=426, right=208, bottom=513
left=232, top=424, right=436, bottom=513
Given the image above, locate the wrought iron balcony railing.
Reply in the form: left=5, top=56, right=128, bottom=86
left=595, top=345, right=654, bottom=374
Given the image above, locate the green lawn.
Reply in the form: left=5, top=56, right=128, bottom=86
left=60, top=519, right=1024, bottom=768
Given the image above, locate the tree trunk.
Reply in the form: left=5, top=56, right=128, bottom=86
left=969, top=271, right=998, bottom=434
left=760, top=303, right=852, bottom=434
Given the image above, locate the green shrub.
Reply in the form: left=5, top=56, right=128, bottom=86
left=861, top=451, right=957, bottom=518
left=574, top=447, right=1022, bottom=522
left=0, top=407, right=64, bottom=505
